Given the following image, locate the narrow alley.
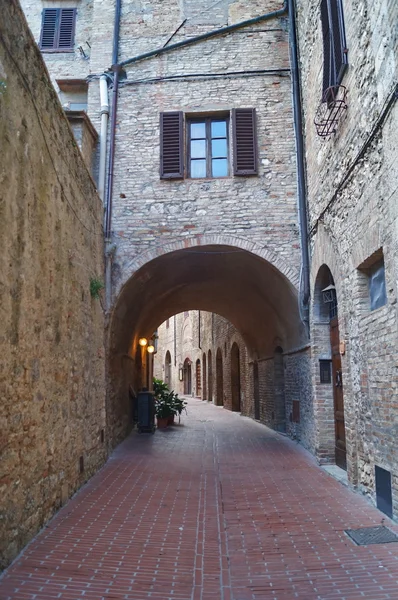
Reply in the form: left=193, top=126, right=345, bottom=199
left=1, top=399, right=398, bottom=600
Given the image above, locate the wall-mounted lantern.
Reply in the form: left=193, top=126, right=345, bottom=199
left=147, top=344, right=155, bottom=354
left=138, top=337, right=148, bottom=347
left=322, top=284, right=336, bottom=304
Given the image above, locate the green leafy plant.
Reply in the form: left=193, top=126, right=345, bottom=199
left=152, top=378, right=187, bottom=422
left=90, top=277, right=104, bottom=299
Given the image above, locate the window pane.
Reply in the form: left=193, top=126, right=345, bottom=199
left=191, top=122, right=206, bottom=139
left=191, top=159, right=206, bottom=178
left=211, top=121, right=226, bottom=138
left=212, top=158, right=228, bottom=177
left=212, top=139, right=227, bottom=158
left=191, top=139, right=206, bottom=158
left=369, top=261, right=387, bottom=310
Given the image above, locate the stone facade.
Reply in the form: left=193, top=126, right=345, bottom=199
left=0, top=0, right=106, bottom=570
left=296, top=0, right=398, bottom=514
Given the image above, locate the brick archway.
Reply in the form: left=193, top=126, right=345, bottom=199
left=107, top=243, right=308, bottom=446
left=231, top=342, right=241, bottom=412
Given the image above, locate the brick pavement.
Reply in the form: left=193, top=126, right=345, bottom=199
left=1, top=398, right=398, bottom=600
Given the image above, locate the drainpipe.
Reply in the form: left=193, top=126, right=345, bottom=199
left=98, top=75, right=109, bottom=201
left=104, top=0, right=122, bottom=309
left=287, top=0, right=310, bottom=329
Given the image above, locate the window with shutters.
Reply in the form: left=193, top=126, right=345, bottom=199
left=320, top=0, right=348, bottom=102
left=160, top=109, right=257, bottom=179
left=188, top=117, right=229, bottom=179
left=39, top=8, right=76, bottom=52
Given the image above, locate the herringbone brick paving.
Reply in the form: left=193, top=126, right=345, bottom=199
left=1, top=398, right=398, bottom=599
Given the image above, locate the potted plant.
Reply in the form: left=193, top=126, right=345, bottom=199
left=153, top=378, right=176, bottom=428
left=171, top=393, right=188, bottom=424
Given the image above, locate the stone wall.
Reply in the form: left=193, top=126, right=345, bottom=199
left=296, top=0, right=398, bottom=515
left=0, top=0, right=106, bottom=570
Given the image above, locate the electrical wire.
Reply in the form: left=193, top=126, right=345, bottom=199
left=119, top=68, right=290, bottom=87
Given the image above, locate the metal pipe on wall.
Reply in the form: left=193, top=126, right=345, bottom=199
left=287, top=0, right=310, bottom=327
left=98, top=75, right=109, bottom=201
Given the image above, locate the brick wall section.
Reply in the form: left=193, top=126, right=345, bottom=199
left=87, top=0, right=300, bottom=290
left=0, top=0, right=106, bottom=570
left=297, top=0, right=398, bottom=514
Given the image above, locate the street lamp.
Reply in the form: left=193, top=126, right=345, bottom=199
left=138, top=337, right=148, bottom=347
left=147, top=344, right=155, bottom=354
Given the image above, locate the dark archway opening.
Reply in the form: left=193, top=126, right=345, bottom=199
left=314, top=265, right=346, bottom=471
left=195, top=359, right=201, bottom=397
left=216, top=348, right=224, bottom=406
left=231, top=343, right=241, bottom=412
left=184, top=358, right=192, bottom=396
left=253, top=360, right=260, bottom=420
left=208, top=349, right=213, bottom=403
left=164, top=350, right=172, bottom=388
left=202, top=352, right=207, bottom=400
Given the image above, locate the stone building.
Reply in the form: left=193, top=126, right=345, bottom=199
left=296, top=0, right=398, bottom=517
left=2, top=0, right=397, bottom=571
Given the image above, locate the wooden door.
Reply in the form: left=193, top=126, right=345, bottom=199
left=330, top=317, right=346, bottom=470
left=196, top=360, right=201, bottom=397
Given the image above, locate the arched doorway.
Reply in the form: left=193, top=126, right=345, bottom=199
left=164, top=351, right=172, bottom=388
left=314, top=265, right=346, bottom=470
left=184, top=358, right=192, bottom=396
left=195, top=359, right=201, bottom=397
left=216, top=348, right=223, bottom=406
left=208, top=349, right=213, bottom=403
left=231, top=343, right=241, bottom=412
left=274, top=347, right=286, bottom=432
left=253, top=360, right=260, bottom=420
left=202, top=353, right=207, bottom=400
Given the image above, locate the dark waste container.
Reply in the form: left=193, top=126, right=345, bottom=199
left=137, top=391, right=155, bottom=433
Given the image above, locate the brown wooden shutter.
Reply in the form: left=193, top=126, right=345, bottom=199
left=321, top=0, right=332, bottom=99
left=232, top=108, right=258, bottom=176
left=58, top=9, right=76, bottom=49
left=40, top=9, right=58, bottom=49
left=160, top=112, right=184, bottom=179
left=330, top=0, right=347, bottom=84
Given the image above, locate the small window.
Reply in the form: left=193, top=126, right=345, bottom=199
left=188, top=117, right=229, bottom=179
left=369, top=259, right=387, bottom=311
left=160, top=109, right=257, bottom=179
left=319, top=360, right=332, bottom=384
left=320, top=0, right=348, bottom=101
left=40, top=8, right=77, bottom=52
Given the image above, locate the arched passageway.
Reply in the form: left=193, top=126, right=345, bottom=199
left=313, top=265, right=346, bottom=470
left=202, top=353, right=207, bottom=400
left=108, top=244, right=307, bottom=445
left=195, top=359, right=201, bottom=397
left=164, top=351, right=172, bottom=388
left=216, top=348, right=224, bottom=406
left=208, top=350, right=213, bottom=403
left=184, top=358, right=192, bottom=396
left=231, top=343, right=241, bottom=412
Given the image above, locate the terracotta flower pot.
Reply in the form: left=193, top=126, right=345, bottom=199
left=156, top=417, right=168, bottom=429
left=167, top=414, right=175, bottom=425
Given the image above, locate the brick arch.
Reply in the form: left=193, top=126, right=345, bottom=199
left=117, top=234, right=300, bottom=297
left=311, top=225, right=345, bottom=328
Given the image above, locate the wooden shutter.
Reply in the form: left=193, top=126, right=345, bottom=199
left=160, top=112, right=184, bottom=179
left=330, top=0, right=347, bottom=84
left=320, top=0, right=332, bottom=99
left=40, top=9, right=58, bottom=49
left=321, top=0, right=347, bottom=101
left=58, top=9, right=76, bottom=49
left=232, top=108, right=258, bottom=176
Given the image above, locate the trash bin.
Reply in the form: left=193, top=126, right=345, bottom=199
left=137, top=390, right=155, bottom=433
